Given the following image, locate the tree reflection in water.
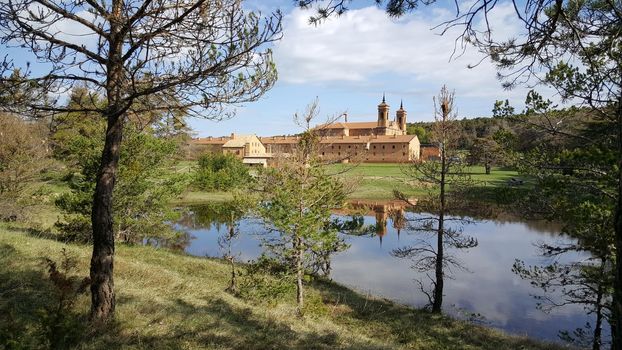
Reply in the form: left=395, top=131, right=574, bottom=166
left=391, top=208, right=477, bottom=312
left=512, top=211, right=613, bottom=350
left=337, top=198, right=479, bottom=313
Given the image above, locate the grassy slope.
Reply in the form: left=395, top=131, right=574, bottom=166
left=1, top=227, right=565, bottom=350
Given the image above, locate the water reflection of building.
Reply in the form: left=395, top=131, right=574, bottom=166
left=336, top=199, right=413, bottom=245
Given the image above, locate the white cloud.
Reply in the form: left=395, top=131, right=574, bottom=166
left=273, top=4, right=536, bottom=102
left=22, top=3, right=102, bottom=50
left=51, top=10, right=101, bottom=48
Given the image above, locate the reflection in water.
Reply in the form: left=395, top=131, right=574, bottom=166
left=513, top=237, right=612, bottom=349
left=343, top=199, right=478, bottom=313
left=392, top=210, right=478, bottom=313
left=174, top=200, right=601, bottom=343
left=335, top=200, right=409, bottom=245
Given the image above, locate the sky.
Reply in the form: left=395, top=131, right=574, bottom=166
left=1, top=0, right=555, bottom=137
left=186, top=0, right=548, bottom=137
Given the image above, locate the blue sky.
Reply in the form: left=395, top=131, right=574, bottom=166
left=1, top=0, right=548, bottom=137
left=190, top=0, right=541, bottom=137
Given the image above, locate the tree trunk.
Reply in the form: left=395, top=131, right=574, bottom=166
left=613, top=94, right=622, bottom=350
left=226, top=225, right=238, bottom=294
left=485, top=163, right=491, bottom=175
left=90, top=0, right=124, bottom=321
left=90, top=113, right=123, bottom=321
left=296, top=238, right=304, bottom=316
left=227, top=257, right=237, bottom=294
left=432, top=221, right=444, bottom=313
left=432, top=143, right=446, bottom=314
left=324, top=257, right=331, bottom=278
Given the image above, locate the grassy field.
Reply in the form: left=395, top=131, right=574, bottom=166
left=173, top=191, right=233, bottom=204
left=328, top=163, right=525, bottom=200
left=178, top=161, right=527, bottom=202
left=1, top=227, right=565, bottom=350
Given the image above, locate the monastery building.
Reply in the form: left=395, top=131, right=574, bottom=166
left=192, top=96, right=424, bottom=165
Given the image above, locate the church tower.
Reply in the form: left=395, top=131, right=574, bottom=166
left=396, top=100, right=407, bottom=134
left=377, top=93, right=389, bottom=128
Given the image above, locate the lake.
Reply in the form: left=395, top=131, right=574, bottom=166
left=173, top=200, right=605, bottom=344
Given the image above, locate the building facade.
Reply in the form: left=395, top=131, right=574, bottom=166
left=191, top=96, right=421, bottom=164
left=317, top=95, right=407, bottom=137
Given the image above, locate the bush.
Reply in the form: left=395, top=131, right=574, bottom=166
left=0, top=114, right=49, bottom=220
left=194, top=153, right=250, bottom=191
left=238, top=255, right=296, bottom=303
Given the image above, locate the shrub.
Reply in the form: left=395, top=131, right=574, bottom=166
left=0, top=114, right=49, bottom=220
left=238, top=255, right=296, bottom=303
left=39, top=249, right=90, bottom=349
left=194, top=153, right=250, bottom=191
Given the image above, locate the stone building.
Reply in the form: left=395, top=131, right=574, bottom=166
left=192, top=133, right=270, bottom=166
left=420, top=144, right=441, bottom=161
left=318, top=134, right=419, bottom=163
left=317, top=94, right=407, bottom=137
left=192, top=133, right=265, bottom=156
left=222, top=134, right=265, bottom=157
left=191, top=96, right=421, bottom=164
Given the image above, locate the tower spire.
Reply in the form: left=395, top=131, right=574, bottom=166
left=400, top=99, right=403, bottom=109
left=382, top=92, right=385, bottom=103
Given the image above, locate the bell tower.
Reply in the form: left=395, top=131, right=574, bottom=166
left=377, top=93, right=389, bottom=128
left=396, top=100, right=407, bottom=134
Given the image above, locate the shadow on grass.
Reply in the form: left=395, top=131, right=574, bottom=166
left=0, top=242, right=101, bottom=350
left=0, top=241, right=388, bottom=349
left=1, top=222, right=60, bottom=242
left=100, top=295, right=393, bottom=350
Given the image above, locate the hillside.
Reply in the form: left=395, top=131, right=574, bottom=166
left=1, top=226, right=569, bottom=350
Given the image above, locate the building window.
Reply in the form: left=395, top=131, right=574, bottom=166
left=382, top=145, right=385, bottom=149
left=392, top=145, right=395, bottom=149
left=403, top=152, right=406, bottom=156
left=322, top=152, right=325, bottom=155
left=373, top=145, right=376, bottom=149
left=348, top=145, right=351, bottom=148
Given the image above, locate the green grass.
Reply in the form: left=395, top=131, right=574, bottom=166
left=7, top=168, right=71, bottom=227
left=173, top=190, right=234, bottom=204
left=0, top=227, right=565, bottom=350
left=176, top=160, right=528, bottom=202
left=170, top=160, right=197, bottom=174
left=38, top=160, right=524, bottom=205
left=327, top=163, right=527, bottom=200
